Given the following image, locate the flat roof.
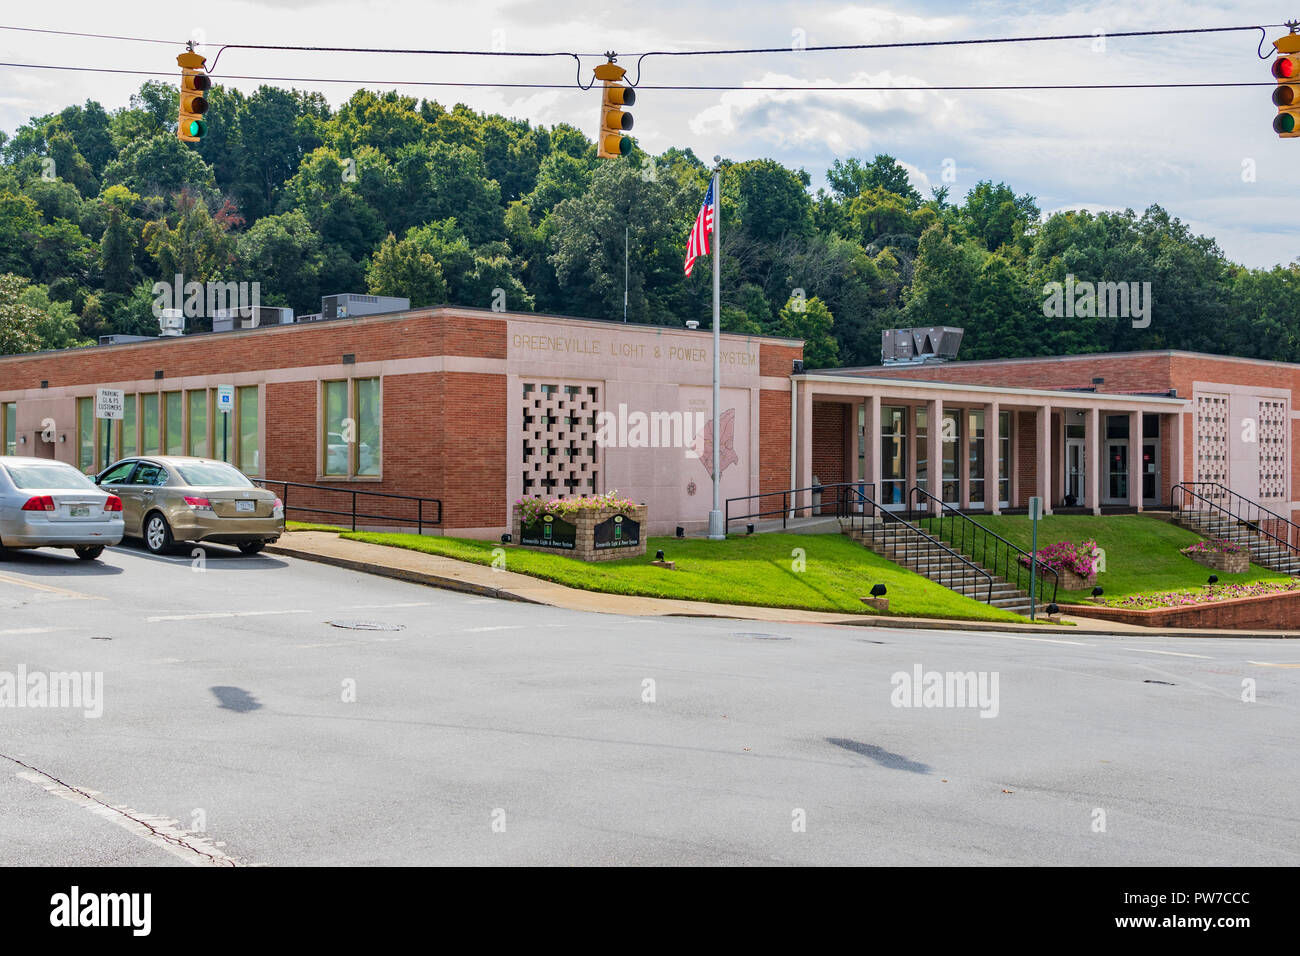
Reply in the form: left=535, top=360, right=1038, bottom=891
left=819, top=348, right=1300, bottom=376
left=794, top=372, right=1187, bottom=405
left=0, top=304, right=803, bottom=363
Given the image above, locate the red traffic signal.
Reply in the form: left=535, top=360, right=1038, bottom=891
left=1272, top=36, right=1300, bottom=138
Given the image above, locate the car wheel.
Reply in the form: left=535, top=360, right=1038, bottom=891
left=237, top=541, right=265, bottom=555
left=143, top=512, right=174, bottom=555
left=74, top=546, right=104, bottom=561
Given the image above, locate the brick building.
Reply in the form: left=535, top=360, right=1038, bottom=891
left=0, top=306, right=1289, bottom=536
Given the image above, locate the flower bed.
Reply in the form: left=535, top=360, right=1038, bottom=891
left=1018, top=539, right=1100, bottom=590
left=1181, top=539, right=1249, bottom=574
left=511, top=492, right=646, bottom=562
left=1104, top=579, right=1299, bottom=610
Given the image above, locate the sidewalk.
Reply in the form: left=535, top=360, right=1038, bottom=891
left=266, top=531, right=1300, bottom=639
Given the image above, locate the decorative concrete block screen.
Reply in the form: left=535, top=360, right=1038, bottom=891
left=1257, top=399, right=1287, bottom=500
left=522, top=382, right=601, bottom=497
left=1195, top=393, right=1228, bottom=490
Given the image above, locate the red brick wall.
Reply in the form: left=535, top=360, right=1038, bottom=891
left=760, top=343, right=802, bottom=378
left=1016, top=412, right=1036, bottom=508
left=868, top=353, right=1178, bottom=393
left=812, top=401, right=847, bottom=485
left=759, top=389, right=791, bottom=496
left=0, top=309, right=507, bottom=390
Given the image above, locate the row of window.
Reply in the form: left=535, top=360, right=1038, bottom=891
left=869, top=406, right=1012, bottom=507
left=1, top=375, right=382, bottom=481
left=75, top=387, right=261, bottom=475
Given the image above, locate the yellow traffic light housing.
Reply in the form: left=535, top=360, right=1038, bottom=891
left=177, top=49, right=210, bottom=143
left=1273, top=33, right=1300, bottom=138
left=594, top=61, right=635, bottom=158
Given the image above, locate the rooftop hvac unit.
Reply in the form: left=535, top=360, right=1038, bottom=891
left=212, top=306, right=294, bottom=333
left=881, top=326, right=963, bottom=365
left=158, top=309, right=185, bottom=337
left=320, top=293, right=410, bottom=320
left=98, top=334, right=158, bottom=346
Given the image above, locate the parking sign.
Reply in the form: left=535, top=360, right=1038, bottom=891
left=95, top=388, right=124, bottom=420
left=217, top=385, right=234, bottom=414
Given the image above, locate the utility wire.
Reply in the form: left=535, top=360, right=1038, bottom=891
left=0, top=60, right=1274, bottom=92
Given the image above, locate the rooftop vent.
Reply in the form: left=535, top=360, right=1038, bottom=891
left=158, top=309, right=185, bottom=337
left=881, top=326, right=963, bottom=365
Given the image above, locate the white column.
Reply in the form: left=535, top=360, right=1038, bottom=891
left=959, top=407, right=970, bottom=510
left=1088, top=406, right=1102, bottom=515
left=1037, top=404, right=1053, bottom=515
left=927, top=397, right=943, bottom=514
left=985, top=401, right=1000, bottom=514
left=1129, top=409, right=1143, bottom=512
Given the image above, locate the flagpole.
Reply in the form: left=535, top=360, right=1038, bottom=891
left=708, top=158, right=724, bottom=540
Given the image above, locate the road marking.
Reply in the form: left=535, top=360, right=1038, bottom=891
left=0, top=627, right=59, bottom=636
left=146, top=609, right=312, bottom=622
left=12, top=766, right=244, bottom=866
left=978, top=633, right=1094, bottom=646
left=1126, top=648, right=1213, bottom=660
left=1246, top=660, right=1300, bottom=668
left=338, top=602, right=434, bottom=609
left=464, top=625, right=526, bottom=633
left=0, top=572, right=101, bottom=600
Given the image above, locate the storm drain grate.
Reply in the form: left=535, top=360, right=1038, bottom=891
left=732, top=632, right=792, bottom=641
left=326, top=620, right=406, bottom=631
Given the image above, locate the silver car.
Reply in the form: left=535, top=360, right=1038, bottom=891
left=0, top=457, right=125, bottom=560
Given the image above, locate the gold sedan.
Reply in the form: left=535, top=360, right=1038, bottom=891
left=96, top=456, right=284, bottom=555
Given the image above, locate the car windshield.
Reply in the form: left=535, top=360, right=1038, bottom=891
left=5, top=463, right=97, bottom=490
left=176, top=463, right=253, bottom=487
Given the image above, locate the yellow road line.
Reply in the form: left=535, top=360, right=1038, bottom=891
left=0, top=572, right=101, bottom=600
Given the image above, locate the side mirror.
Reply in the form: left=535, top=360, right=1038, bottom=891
left=92, top=475, right=102, bottom=484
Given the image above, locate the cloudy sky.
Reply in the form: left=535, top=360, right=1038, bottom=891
left=0, top=0, right=1293, bottom=267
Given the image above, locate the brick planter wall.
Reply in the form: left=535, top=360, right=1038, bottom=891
left=1184, top=549, right=1249, bottom=574
left=1021, top=563, right=1095, bottom=590
left=1061, top=588, right=1300, bottom=630
left=512, top=504, right=648, bottom=562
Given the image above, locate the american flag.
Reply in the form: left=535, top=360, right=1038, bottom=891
left=683, top=178, right=715, bottom=277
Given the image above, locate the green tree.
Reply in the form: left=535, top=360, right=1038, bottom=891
left=0, top=273, right=42, bottom=354
left=777, top=294, right=839, bottom=369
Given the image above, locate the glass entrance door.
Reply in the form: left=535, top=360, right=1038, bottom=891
left=1066, top=439, right=1085, bottom=507
left=1106, top=442, right=1128, bottom=503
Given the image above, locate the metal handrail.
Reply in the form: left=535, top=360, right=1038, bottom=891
left=254, top=478, right=442, bottom=533
left=725, top=481, right=875, bottom=530
left=845, top=485, right=996, bottom=605
left=1170, top=482, right=1300, bottom=558
left=908, top=485, right=1058, bottom=604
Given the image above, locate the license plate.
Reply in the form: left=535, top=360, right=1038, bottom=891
left=236, top=500, right=255, bottom=513
left=70, top=506, right=89, bottom=517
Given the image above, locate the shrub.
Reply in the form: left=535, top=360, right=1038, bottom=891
left=1181, top=538, right=1247, bottom=557
left=1018, top=539, right=1100, bottom=578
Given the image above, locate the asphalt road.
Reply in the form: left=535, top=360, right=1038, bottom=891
left=0, top=539, right=1297, bottom=866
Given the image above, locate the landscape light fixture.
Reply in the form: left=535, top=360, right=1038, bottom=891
left=746, top=523, right=755, bottom=535
left=1207, top=575, right=1218, bottom=585
left=675, top=527, right=684, bottom=538
left=1091, top=586, right=1104, bottom=604
left=871, top=584, right=887, bottom=598
left=655, top=549, right=665, bottom=561
left=500, top=533, right=511, bottom=544
left=1046, top=603, right=1060, bottom=615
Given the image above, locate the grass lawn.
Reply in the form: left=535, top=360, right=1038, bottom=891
left=921, top=513, right=1290, bottom=604
left=335, top=530, right=1029, bottom=623
left=287, top=520, right=349, bottom=532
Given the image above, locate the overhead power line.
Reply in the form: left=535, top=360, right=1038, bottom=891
left=0, top=60, right=1274, bottom=92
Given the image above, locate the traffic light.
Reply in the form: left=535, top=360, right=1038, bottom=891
left=177, top=48, right=210, bottom=143
left=594, top=60, right=635, bottom=158
left=1272, top=32, right=1300, bottom=138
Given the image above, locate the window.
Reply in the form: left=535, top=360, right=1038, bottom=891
left=968, top=409, right=985, bottom=505
left=2, top=403, right=15, bottom=456
left=914, top=408, right=928, bottom=494
left=322, top=377, right=381, bottom=478
left=176, top=461, right=252, bottom=487
left=1143, top=413, right=1159, bottom=439
left=99, top=460, right=137, bottom=485
left=121, top=395, right=138, bottom=458
left=880, top=405, right=907, bottom=505
left=141, top=394, right=160, bottom=454
left=77, top=397, right=95, bottom=472
left=130, top=463, right=169, bottom=486
left=164, top=392, right=183, bottom=454
left=1106, top=414, right=1129, bottom=440
left=187, top=389, right=209, bottom=457
left=998, top=411, right=1011, bottom=505
left=942, top=410, right=960, bottom=504
left=5, top=461, right=95, bottom=490
left=237, top=386, right=259, bottom=475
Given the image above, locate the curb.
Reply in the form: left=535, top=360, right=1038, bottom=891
left=267, top=540, right=1300, bottom=639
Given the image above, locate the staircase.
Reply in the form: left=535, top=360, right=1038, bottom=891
left=1171, top=485, right=1300, bottom=575
left=843, top=515, right=1038, bottom=616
